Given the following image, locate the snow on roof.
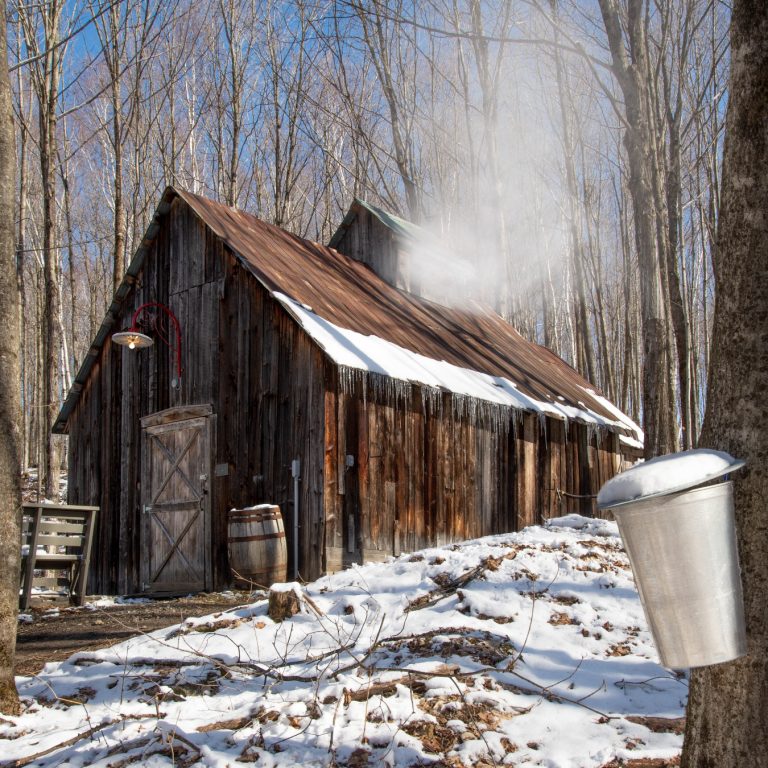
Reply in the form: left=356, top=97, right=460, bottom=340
left=277, top=293, right=643, bottom=437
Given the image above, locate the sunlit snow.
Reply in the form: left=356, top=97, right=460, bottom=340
left=597, top=449, right=740, bottom=508
left=5, top=516, right=686, bottom=767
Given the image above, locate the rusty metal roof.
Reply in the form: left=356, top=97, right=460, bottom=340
left=178, top=190, right=630, bottom=430
left=54, top=187, right=636, bottom=436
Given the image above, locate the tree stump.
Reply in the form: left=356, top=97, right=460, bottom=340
left=268, top=583, right=301, bottom=622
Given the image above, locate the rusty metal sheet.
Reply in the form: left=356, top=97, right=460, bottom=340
left=178, top=190, right=626, bottom=430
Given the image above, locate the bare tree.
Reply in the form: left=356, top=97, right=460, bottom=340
left=349, top=0, right=422, bottom=220
left=219, top=0, right=254, bottom=206
left=0, top=0, right=21, bottom=715
left=17, top=0, right=67, bottom=497
left=597, top=0, right=678, bottom=457
left=549, top=0, right=596, bottom=382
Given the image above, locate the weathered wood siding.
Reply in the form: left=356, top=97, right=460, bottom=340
left=324, top=377, right=623, bottom=569
left=324, top=383, right=515, bottom=570
left=332, top=206, right=399, bottom=284
left=67, top=198, right=222, bottom=593
left=215, top=254, right=327, bottom=582
left=66, top=197, right=327, bottom=592
left=331, top=205, right=425, bottom=296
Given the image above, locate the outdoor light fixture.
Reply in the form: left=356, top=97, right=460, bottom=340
left=112, top=330, right=153, bottom=350
left=113, top=302, right=183, bottom=388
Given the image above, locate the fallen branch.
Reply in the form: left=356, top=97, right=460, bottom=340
left=406, top=563, right=486, bottom=612
left=343, top=676, right=428, bottom=703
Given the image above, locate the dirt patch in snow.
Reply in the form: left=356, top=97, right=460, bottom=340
left=15, top=592, right=250, bottom=676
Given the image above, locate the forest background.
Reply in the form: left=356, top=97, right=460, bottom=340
left=8, top=0, right=730, bottom=495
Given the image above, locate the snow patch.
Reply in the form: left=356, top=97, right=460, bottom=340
left=598, top=449, right=739, bottom=508
left=6, top=517, right=686, bottom=767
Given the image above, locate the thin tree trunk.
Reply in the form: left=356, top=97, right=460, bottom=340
left=468, top=0, right=511, bottom=318
left=60, top=154, right=77, bottom=373
left=353, top=0, right=420, bottom=220
left=20, top=0, right=65, bottom=498
left=551, top=0, right=596, bottom=383
left=15, top=41, right=28, bottom=472
left=598, top=0, right=676, bottom=458
left=0, top=0, right=21, bottom=715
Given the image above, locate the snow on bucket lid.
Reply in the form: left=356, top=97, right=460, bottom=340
left=597, top=449, right=745, bottom=510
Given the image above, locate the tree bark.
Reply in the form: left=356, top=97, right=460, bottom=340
left=550, top=1, right=596, bottom=383
left=41, top=91, right=61, bottom=499
left=19, top=0, right=64, bottom=498
left=0, top=0, right=21, bottom=715
left=682, top=1, right=768, bottom=764
left=598, top=0, right=677, bottom=458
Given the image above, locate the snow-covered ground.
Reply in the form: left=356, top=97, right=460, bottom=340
left=5, top=515, right=686, bottom=767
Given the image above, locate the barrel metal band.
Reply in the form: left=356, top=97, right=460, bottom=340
left=229, top=531, right=286, bottom=543
left=230, top=513, right=280, bottom=524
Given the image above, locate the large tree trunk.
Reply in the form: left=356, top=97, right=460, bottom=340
left=681, top=1, right=768, bottom=764
left=0, top=1, right=21, bottom=715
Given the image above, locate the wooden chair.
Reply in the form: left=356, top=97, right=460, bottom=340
left=20, top=504, right=98, bottom=611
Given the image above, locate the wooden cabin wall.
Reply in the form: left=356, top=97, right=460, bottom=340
left=322, top=380, right=629, bottom=569
left=324, top=384, right=516, bottom=570
left=537, top=420, right=624, bottom=520
left=66, top=198, right=226, bottom=593
left=67, top=197, right=329, bottom=592
left=332, top=207, right=399, bottom=286
left=216, top=255, right=327, bottom=582
left=66, top=347, right=123, bottom=593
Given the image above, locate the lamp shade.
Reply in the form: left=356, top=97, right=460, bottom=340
left=113, top=330, right=154, bottom=350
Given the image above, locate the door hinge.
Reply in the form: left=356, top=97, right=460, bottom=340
left=143, top=504, right=153, bottom=515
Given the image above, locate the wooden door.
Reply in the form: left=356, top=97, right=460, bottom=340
left=141, top=409, right=212, bottom=594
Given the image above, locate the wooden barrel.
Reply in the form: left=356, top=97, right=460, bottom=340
left=227, top=505, right=287, bottom=588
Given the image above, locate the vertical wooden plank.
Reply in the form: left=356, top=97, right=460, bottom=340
left=563, top=422, right=579, bottom=515
left=579, top=425, right=592, bottom=516
left=357, top=393, right=370, bottom=556
left=386, top=481, right=398, bottom=555
left=324, top=387, right=341, bottom=566
left=548, top=419, right=563, bottom=519
left=516, top=413, right=538, bottom=529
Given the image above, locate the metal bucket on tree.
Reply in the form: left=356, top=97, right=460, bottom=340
left=598, top=450, right=747, bottom=670
left=228, top=504, right=288, bottom=589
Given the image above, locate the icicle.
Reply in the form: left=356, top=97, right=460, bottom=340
left=540, top=415, right=550, bottom=450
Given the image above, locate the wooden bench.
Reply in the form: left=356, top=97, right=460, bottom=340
left=20, top=504, right=98, bottom=610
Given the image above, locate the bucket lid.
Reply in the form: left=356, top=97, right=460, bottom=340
left=597, top=449, right=745, bottom=510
